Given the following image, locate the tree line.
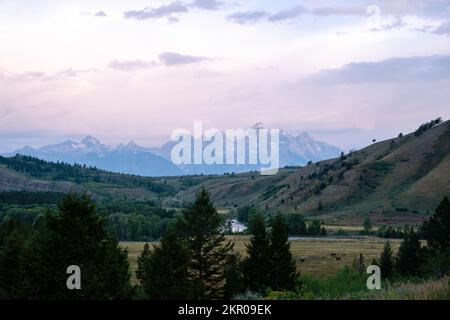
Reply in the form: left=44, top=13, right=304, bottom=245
left=0, top=191, right=448, bottom=299
left=238, top=206, right=327, bottom=236
left=136, top=189, right=298, bottom=299
left=0, top=190, right=298, bottom=299
left=374, top=197, right=450, bottom=279
left=414, top=117, right=443, bottom=137
left=0, top=155, right=175, bottom=195
left=0, top=192, right=178, bottom=242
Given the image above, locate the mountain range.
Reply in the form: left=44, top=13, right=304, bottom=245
left=176, top=120, right=450, bottom=223
left=0, top=120, right=448, bottom=224
left=6, top=124, right=341, bottom=177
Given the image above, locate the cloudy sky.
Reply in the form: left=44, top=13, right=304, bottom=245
left=1, top=0, right=450, bottom=152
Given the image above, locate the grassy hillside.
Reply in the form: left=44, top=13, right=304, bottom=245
left=176, top=121, right=450, bottom=224
left=1, top=120, right=448, bottom=225
left=0, top=154, right=175, bottom=201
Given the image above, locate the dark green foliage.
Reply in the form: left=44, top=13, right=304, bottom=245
left=421, top=196, right=450, bottom=276
left=0, top=155, right=175, bottom=195
left=422, top=197, right=450, bottom=253
left=0, top=191, right=66, bottom=205
left=223, top=252, right=245, bottom=299
left=178, top=188, right=234, bottom=299
left=414, top=117, right=442, bottom=136
left=18, top=194, right=133, bottom=299
left=379, top=241, right=395, bottom=279
left=0, top=220, right=30, bottom=299
left=307, top=220, right=322, bottom=236
left=269, top=214, right=298, bottom=291
left=285, top=213, right=307, bottom=236
left=0, top=196, right=177, bottom=242
left=243, top=212, right=272, bottom=293
left=136, top=231, right=190, bottom=300
left=377, top=225, right=405, bottom=239
left=361, top=217, right=373, bottom=235
left=318, top=201, right=323, bottom=212
left=237, top=205, right=257, bottom=224
left=395, top=228, right=424, bottom=277
left=300, top=266, right=368, bottom=299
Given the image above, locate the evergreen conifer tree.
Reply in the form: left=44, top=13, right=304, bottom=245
left=395, top=228, right=424, bottom=277
left=379, top=241, right=395, bottom=279
left=178, top=188, right=234, bottom=299
left=242, top=212, right=272, bottom=293
left=268, top=213, right=298, bottom=291
left=20, top=194, right=133, bottom=299
left=136, top=230, right=190, bottom=299
left=223, top=252, right=245, bottom=299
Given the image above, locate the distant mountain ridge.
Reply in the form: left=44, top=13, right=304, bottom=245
left=1, top=120, right=448, bottom=224
left=152, top=124, right=342, bottom=175
left=10, top=136, right=181, bottom=177
left=177, top=120, right=450, bottom=222
left=6, top=124, right=341, bottom=177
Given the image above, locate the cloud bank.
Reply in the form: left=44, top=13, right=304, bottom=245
left=305, top=55, right=450, bottom=85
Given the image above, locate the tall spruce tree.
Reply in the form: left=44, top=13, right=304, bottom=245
left=136, top=230, right=190, bottom=299
left=223, top=252, right=245, bottom=300
left=178, top=188, right=234, bottom=299
left=0, top=220, right=29, bottom=299
left=19, top=194, right=133, bottom=299
left=395, top=228, right=424, bottom=277
left=242, top=212, right=272, bottom=293
left=269, top=213, right=298, bottom=291
left=422, top=197, right=450, bottom=253
left=421, top=196, right=450, bottom=275
left=379, top=241, right=395, bottom=279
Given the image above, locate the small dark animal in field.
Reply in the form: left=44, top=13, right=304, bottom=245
left=336, top=257, right=341, bottom=261
left=330, top=253, right=336, bottom=257
left=300, top=258, right=306, bottom=262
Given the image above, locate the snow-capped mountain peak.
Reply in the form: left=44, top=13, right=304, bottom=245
left=81, top=135, right=100, bottom=146
left=251, top=122, right=264, bottom=130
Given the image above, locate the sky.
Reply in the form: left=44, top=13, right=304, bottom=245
left=1, top=0, right=450, bottom=152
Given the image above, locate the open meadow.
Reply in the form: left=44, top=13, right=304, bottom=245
left=122, top=236, right=402, bottom=284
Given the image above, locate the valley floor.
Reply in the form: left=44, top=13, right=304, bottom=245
left=122, top=235, right=403, bottom=285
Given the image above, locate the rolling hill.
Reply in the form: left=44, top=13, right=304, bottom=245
left=174, top=120, right=450, bottom=225
left=0, top=120, right=448, bottom=225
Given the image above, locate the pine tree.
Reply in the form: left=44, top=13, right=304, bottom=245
left=285, top=214, right=307, bottom=235
left=421, top=197, right=450, bottom=276
left=269, top=214, right=298, bottom=291
left=223, top=252, right=245, bottom=300
left=178, top=188, right=234, bottom=299
left=422, top=197, right=450, bottom=253
left=363, top=217, right=372, bottom=235
left=0, top=220, right=29, bottom=299
left=20, top=194, right=133, bottom=299
left=318, top=201, right=323, bottom=212
left=379, top=241, right=395, bottom=279
left=307, top=220, right=322, bottom=235
left=136, top=230, right=190, bottom=299
left=395, top=228, right=424, bottom=277
left=357, top=253, right=365, bottom=274
left=243, top=212, right=272, bottom=293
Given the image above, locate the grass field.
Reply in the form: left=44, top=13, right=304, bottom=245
left=121, top=236, right=402, bottom=285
